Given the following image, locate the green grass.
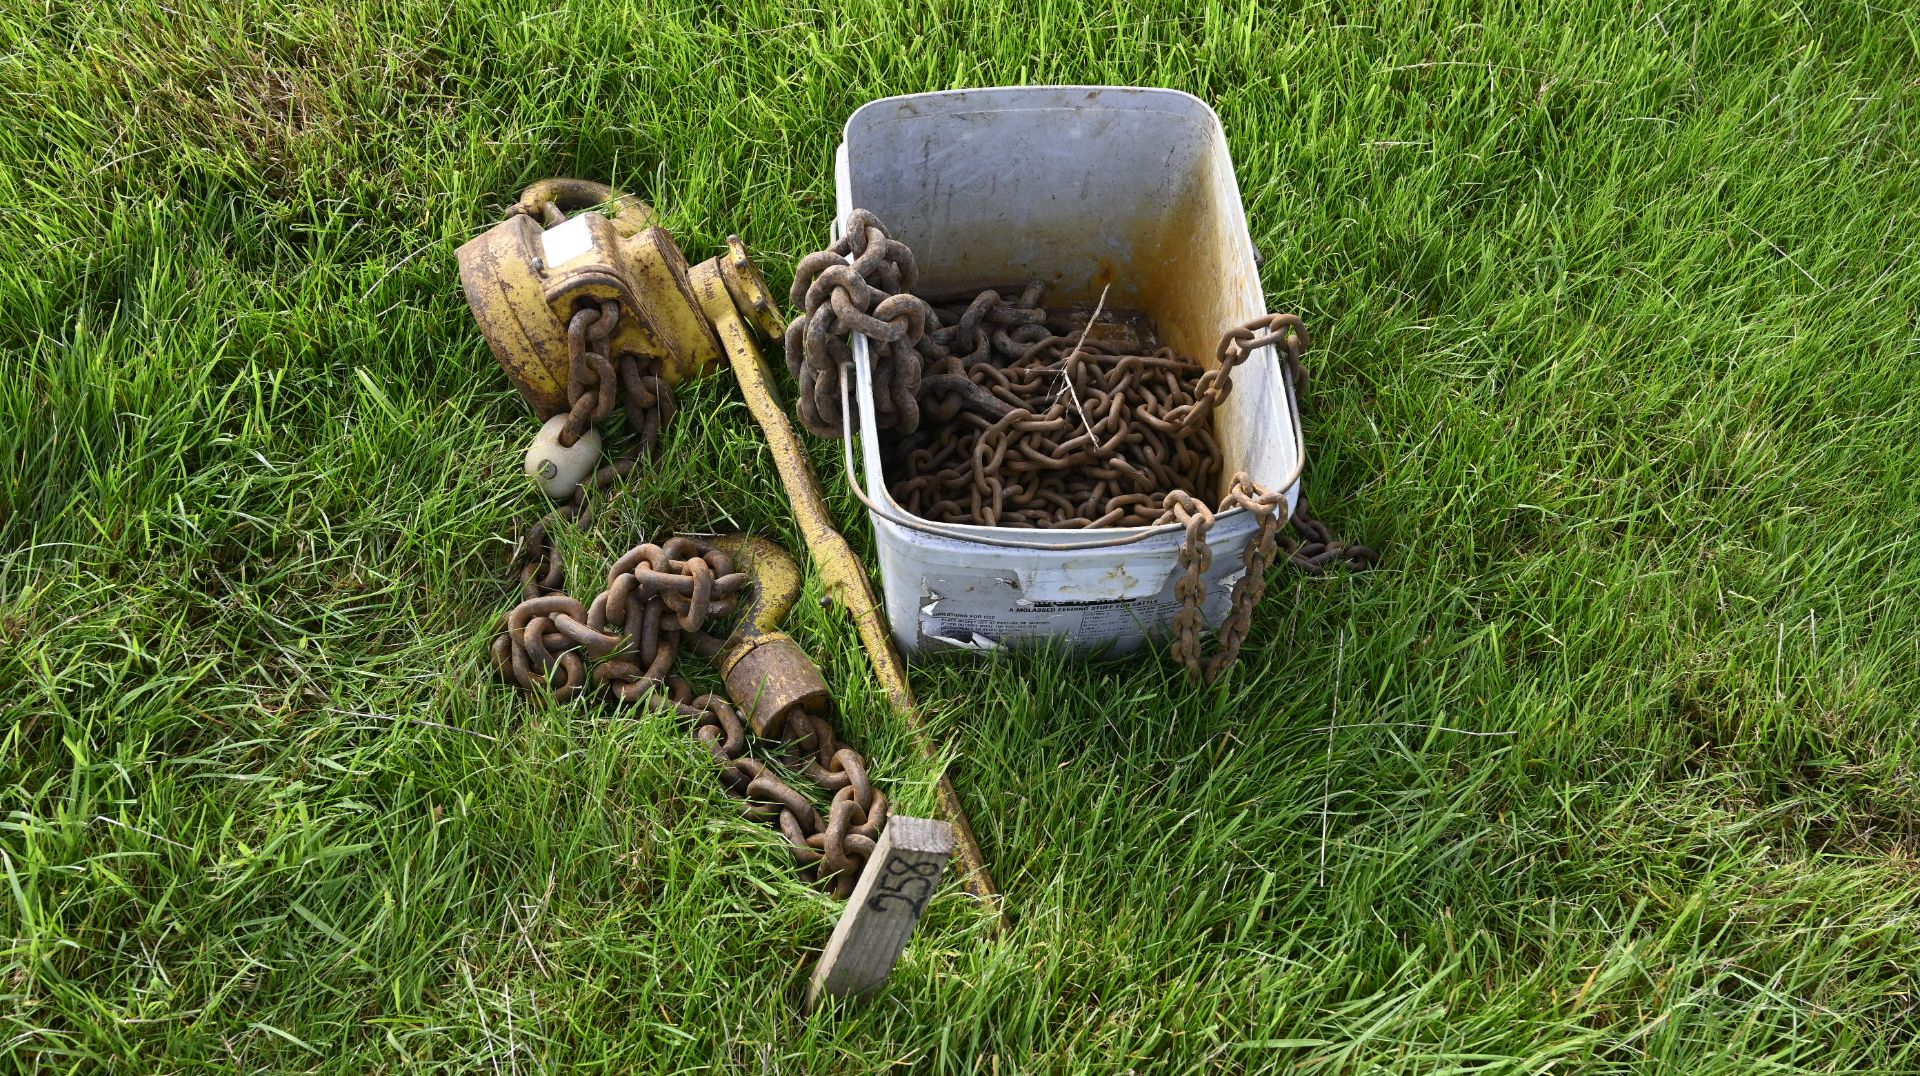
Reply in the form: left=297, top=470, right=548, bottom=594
left=3, top=0, right=1918, bottom=1071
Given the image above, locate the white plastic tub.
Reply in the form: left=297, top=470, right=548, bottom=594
left=833, top=86, right=1303, bottom=655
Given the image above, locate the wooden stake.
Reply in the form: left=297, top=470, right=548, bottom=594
left=806, top=816, right=954, bottom=1010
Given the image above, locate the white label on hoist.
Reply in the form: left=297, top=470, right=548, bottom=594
left=540, top=214, right=596, bottom=269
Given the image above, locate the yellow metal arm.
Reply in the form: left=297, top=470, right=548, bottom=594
left=691, top=255, right=1004, bottom=923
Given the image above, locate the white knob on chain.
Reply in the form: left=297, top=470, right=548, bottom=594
left=524, top=413, right=601, bottom=499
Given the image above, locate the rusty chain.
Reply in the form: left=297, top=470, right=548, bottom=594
left=492, top=537, right=888, bottom=896
left=500, top=300, right=887, bottom=896
left=785, top=209, right=927, bottom=437
left=785, top=210, right=1012, bottom=437
left=512, top=299, right=672, bottom=598
left=552, top=301, right=677, bottom=452
left=889, top=311, right=1277, bottom=529
left=786, top=213, right=1377, bottom=682
left=1161, top=322, right=1379, bottom=683
left=1163, top=474, right=1374, bottom=684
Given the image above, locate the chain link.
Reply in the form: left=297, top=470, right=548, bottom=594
left=785, top=209, right=927, bottom=437
left=1281, top=494, right=1383, bottom=577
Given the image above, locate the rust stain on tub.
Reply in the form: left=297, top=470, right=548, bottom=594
left=1106, top=151, right=1245, bottom=372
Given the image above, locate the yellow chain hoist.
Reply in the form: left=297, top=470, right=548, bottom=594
left=455, top=180, right=1001, bottom=912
